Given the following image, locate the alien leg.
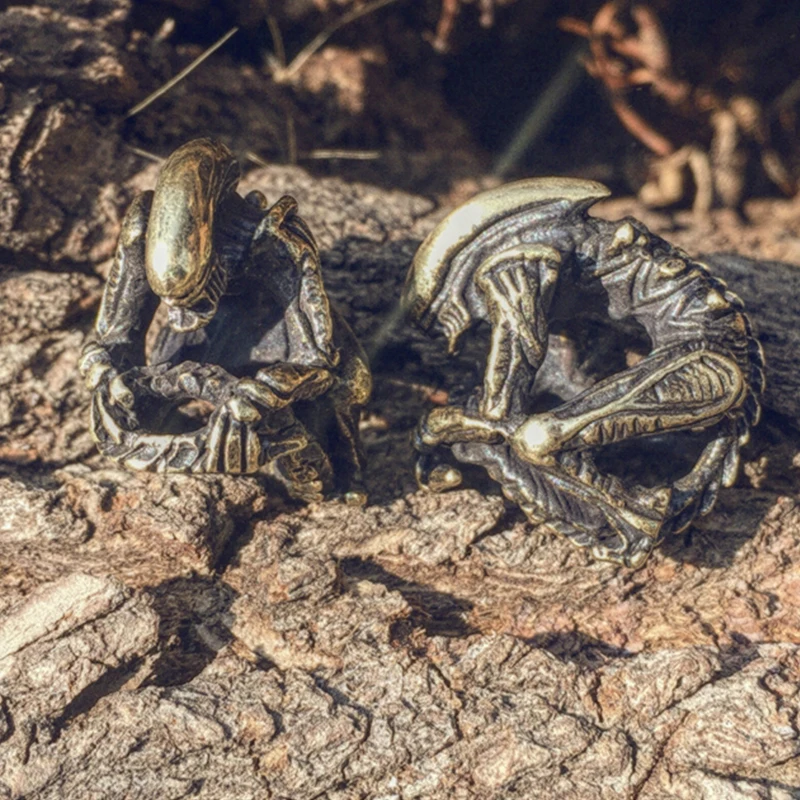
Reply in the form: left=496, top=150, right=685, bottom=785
left=253, top=195, right=338, bottom=367
left=507, top=342, right=747, bottom=560
left=326, top=332, right=372, bottom=499
left=476, top=244, right=559, bottom=417
left=81, top=192, right=160, bottom=455
left=270, top=439, right=333, bottom=502
left=414, top=404, right=510, bottom=491
left=511, top=343, right=746, bottom=459
left=413, top=301, right=528, bottom=491
left=82, top=192, right=158, bottom=379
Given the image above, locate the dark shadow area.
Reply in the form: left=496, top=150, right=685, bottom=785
left=321, top=236, right=422, bottom=348
left=527, top=633, right=762, bottom=671
left=526, top=631, right=635, bottom=667
left=369, top=340, right=423, bottom=375
left=360, top=365, right=508, bottom=505
left=143, top=575, right=238, bottom=687
left=739, top=408, right=800, bottom=495
left=659, top=409, right=796, bottom=568
left=213, top=513, right=260, bottom=575
left=0, top=246, right=104, bottom=278
left=0, top=461, right=66, bottom=491
left=594, top=428, right=717, bottom=489
left=49, top=658, right=147, bottom=742
left=0, top=698, right=12, bottom=746
left=119, top=0, right=800, bottom=199
left=121, top=11, right=488, bottom=198
left=468, top=503, right=528, bottom=550
left=339, top=556, right=476, bottom=639
left=658, top=489, right=774, bottom=570
left=715, top=639, right=761, bottom=677
left=311, top=674, right=372, bottom=734
left=213, top=496, right=292, bottom=574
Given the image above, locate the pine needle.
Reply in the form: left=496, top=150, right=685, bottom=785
left=493, top=44, right=586, bottom=178
left=267, top=14, right=287, bottom=68
left=127, top=145, right=165, bottom=163
left=245, top=151, right=270, bottom=167
left=126, top=27, right=240, bottom=118
left=305, top=149, right=380, bottom=160
left=245, top=149, right=381, bottom=165
left=286, top=114, right=298, bottom=165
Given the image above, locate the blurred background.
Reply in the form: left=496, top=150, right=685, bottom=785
left=3, top=0, right=798, bottom=249
left=120, top=0, right=800, bottom=204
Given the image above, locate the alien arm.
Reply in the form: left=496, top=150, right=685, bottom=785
left=210, top=199, right=340, bottom=469
left=257, top=194, right=338, bottom=364
left=415, top=243, right=563, bottom=470
left=79, top=192, right=159, bottom=386
left=228, top=193, right=340, bottom=413
left=474, top=244, right=562, bottom=420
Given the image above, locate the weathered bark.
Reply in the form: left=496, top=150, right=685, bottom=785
left=0, top=0, right=483, bottom=274
left=2, top=164, right=800, bottom=797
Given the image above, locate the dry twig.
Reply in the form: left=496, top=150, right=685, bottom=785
left=561, top=1, right=797, bottom=210
left=431, top=0, right=497, bottom=52
left=272, top=0, right=399, bottom=83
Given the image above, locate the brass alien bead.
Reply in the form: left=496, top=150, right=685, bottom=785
left=80, top=138, right=371, bottom=501
left=403, top=178, right=764, bottom=567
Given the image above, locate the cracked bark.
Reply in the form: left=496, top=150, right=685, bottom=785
left=2, top=180, right=799, bottom=798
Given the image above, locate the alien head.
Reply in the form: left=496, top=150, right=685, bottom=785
left=402, top=177, right=611, bottom=354
left=145, top=138, right=240, bottom=333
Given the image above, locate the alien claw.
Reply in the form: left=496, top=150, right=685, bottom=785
left=109, top=374, right=135, bottom=409
left=244, top=426, right=262, bottom=473
left=427, top=464, right=463, bottom=493
left=86, top=362, right=116, bottom=391
left=225, top=418, right=244, bottom=473
left=237, top=378, right=280, bottom=410
left=92, top=393, right=125, bottom=445
left=204, top=409, right=227, bottom=473
left=228, top=394, right=262, bottom=424
left=245, top=189, right=269, bottom=209
left=78, top=343, right=111, bottom=378
left=265, top=433, right=309, bottom=461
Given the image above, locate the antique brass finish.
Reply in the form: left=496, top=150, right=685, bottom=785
left=403, top=178, right=764, bottom=567
left=81, top=138, right=371, bottom=500
left=404, top=178, right=610, bottom=347
left=145, top=139, right=237, bottom=307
